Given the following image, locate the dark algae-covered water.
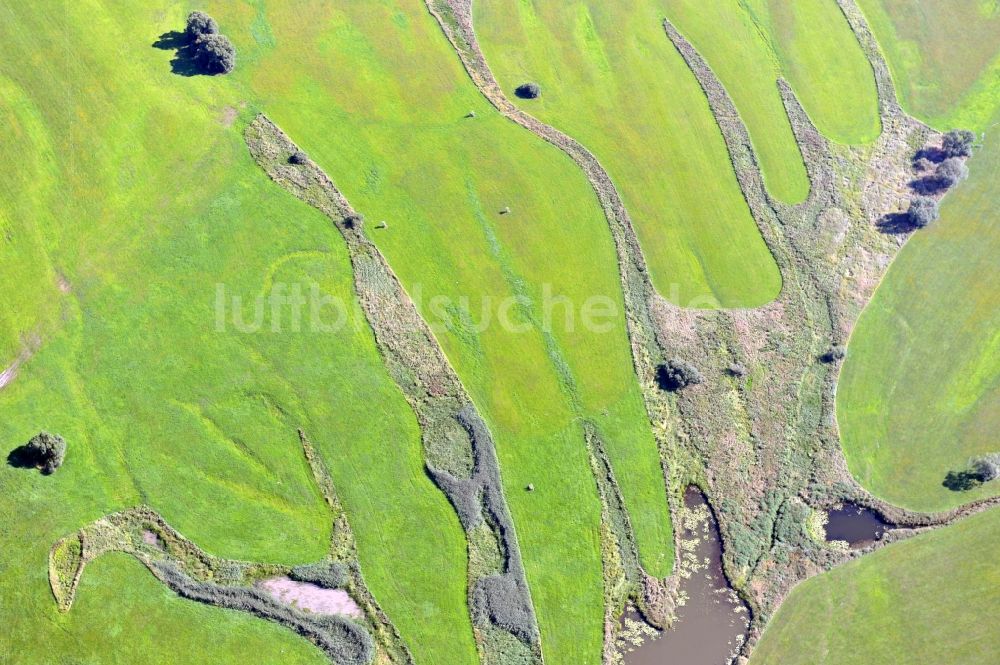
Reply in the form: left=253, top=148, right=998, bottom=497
left=824, top=502, right=891, bottom=548
left=618, top=488, right=749, bottom=665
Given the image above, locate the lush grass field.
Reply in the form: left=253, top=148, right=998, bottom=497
left=744, top=0, right=881, bottom=145
left=662, top=0, right=810, bottom=205
left=750, top=506, right=1000, bottom=665
left=232, top=2, right=677, bottom=661
left=857, top=0, right=1000, bottom=129
left=475, top=0, right=783, bottom=308
left=0, top=3, right=474, bottom=663
left=0, top=553, right=328, bottom=665
left=837, top=115, right=1000, bottom=512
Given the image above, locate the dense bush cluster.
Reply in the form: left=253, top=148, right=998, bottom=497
left=907, top=196, right=940, bottom=228
left=185, top=11, right=235, bottom=74
left=290, top=561, right=349, bottom=589
left=656, top=358, right=703, bottom=391
left=514, top=82, right=541, bottom=99
left=472, top=574, right=536, bottom=643
left=942, top=129, right=975, bottom=158
left=773, top=499, right=812, bottom=549
left=935, top=157, right=969, bottom=188
left=821, top=345, right=846, bottom=364
left=973, top=453, right=1000, bottom=483
left=24, top=431, right=67, bottom=474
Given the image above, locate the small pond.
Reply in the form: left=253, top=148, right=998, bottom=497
left=619, top=487, right=749, bottom=665
left=824, top=502, right=891, bottom=548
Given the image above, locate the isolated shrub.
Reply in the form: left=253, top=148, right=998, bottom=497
left=821, top=345, right=846, bottom=363
left=656, top=358, right=703, bottom=392
left=25, top=431, right=66, bottom=474
left=194, top=33, right=236, bottom=74
left=342, top=213, right=364, bottom=229
left=289, top=150, right=308, bottom=165
left=514, top=82, right=541, bottom=99
left=185, top=11, right=219, bottom=40
left=907, top=196, right=940, bottom=228
left=727, top=363, right=747, bottom=377
left=973, top=453, right=1000, bottom=483
left=290, top=561, right=349, bottom=589
left=935, top=157, right=969, bottom=188
left=942, top=129, right=975, bottom=158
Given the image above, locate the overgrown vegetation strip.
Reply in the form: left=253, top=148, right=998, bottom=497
left=244, top=114, right=541, bottom=663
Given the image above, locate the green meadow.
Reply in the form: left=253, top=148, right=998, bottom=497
left=750, top=506, right=1000, bottom=665
left=232, top=2, right=676, bottom=661
left=838, top=0, right=1000, bottom=512
left=475, top=0, right=782, bottom=308
left=662, top=0, right=810, bottom=204
left=745, top=0, right=882, bottom=144
left=837, top=102, right=1000, bottom=512
left=0, top=2, right=473, bottom=663
left=857, top=0, right=1000, bottom=129
left=1, top=1, right=678, bottom=664
left=0, top=553, right=328, bottom=665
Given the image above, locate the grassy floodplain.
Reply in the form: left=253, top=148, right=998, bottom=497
left=233, top=2, right=677, bottom=661
left=661, top=0, right=811, bottom=204
left=744, top=0, right=882, bottom=144
left=857, top=0, right=1000, bottom=129
left=749, top=507, right=1000, bottom=665
left=0, top=2, right=474, bottom=663
left=837, top=119, right=1000, bottom=512
left=474, top=0, right=783, bottom=308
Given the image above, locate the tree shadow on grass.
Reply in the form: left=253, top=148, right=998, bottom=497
left=7, top=445, right=39, bottom=470
left=152, top=31, right=206, bottom=77
left=943, top=470, right=983, bottom=492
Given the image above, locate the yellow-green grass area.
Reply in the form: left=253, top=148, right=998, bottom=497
left=837, top=118, right=1000, bottom=512
left=662, top=0, right=810, bottom=204
left=857, top=0, right=1000, bottom=130
left=750, top=506, right=1000, bottom=665
left=743, top=0, right=881, bottom=145
left=0, top=2, right=473, bottom=663
left=233, top=1, right=676, bottom=661
left=475, top=0, right=782, bottom=308
left=0, top=553, right=327, bottom=665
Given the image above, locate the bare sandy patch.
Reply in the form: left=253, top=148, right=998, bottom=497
left=259, top=577, right=362, bottom=617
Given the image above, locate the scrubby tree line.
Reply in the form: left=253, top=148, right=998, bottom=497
left=906, top=130, right=974, bottom=228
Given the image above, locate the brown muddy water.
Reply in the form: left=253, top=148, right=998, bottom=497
left=824, top=502, right=890, bottom=548
left=617, top=488, right=749, bottom=665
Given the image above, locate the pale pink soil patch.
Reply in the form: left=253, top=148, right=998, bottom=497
left=142, top=530, right=161, bottom=547
left=0, top=363, right=17, bottom=390
left=259, top=577, right=362, bottom=617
